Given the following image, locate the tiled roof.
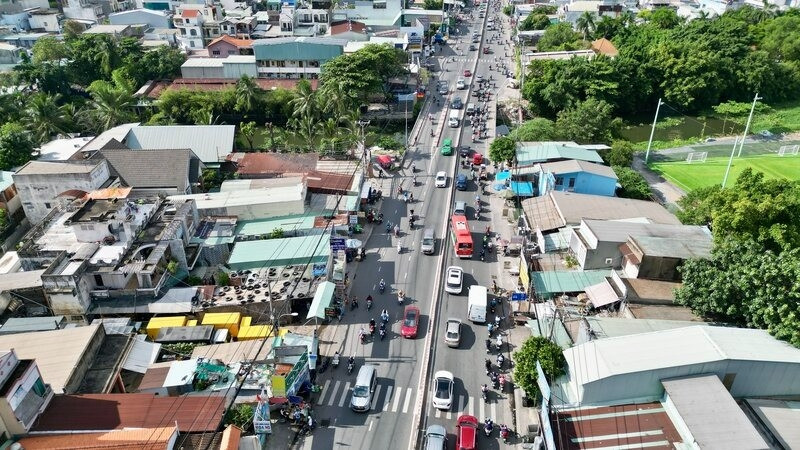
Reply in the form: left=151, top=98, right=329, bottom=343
left=94, top=148, right=200, bottom=192
left=181, top=9, right=199, bottom=18
left=304, top=170, right=355, bottom=194
left=208, top=34, right=253, bottom=48
left=235, top=152, right=318, bottom=176
left=31, top=393, right=225, bottom=432
left=591, top=38, right=619, bottom=57
left=330, top=19, right=366, bottom=35
left=16, top=426, right=177, bottom=449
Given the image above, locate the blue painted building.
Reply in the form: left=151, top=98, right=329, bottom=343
left=538, top=159, right=618, bottom=197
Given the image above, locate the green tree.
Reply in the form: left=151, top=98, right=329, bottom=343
left=0, top=209, right=8, bottom=232
left=509, top=118, right=557, bottom=141
left=423, top=0, right=442, bottom=9
left=239, top=121, right=257, bottom=149
left=676, top=238, right=800, bottom=347
left=62, top=20, right=85, bottom=40
left=26, top=93, right=72, bottom=144
left=13, top=60, right=71, bottom=96
left=67, top=34, right=124, bottom=86
left=519, top=14, right=551, bottom=31
left=576, top=11, right=596, bottom=40
left=224, top=403, right=254, bottom=430
left=512, top=336, right=566, bottom=399
left=537, top=22, right=583, bottom=52
left=759, top=14, right=800, bottom=62
left=320, top=43, right=407, bottom=103
left=130, top=45, right=186, bottom=84
left=612, top=166, right=651, bottom=199
left=235, top=75, right=260, bottom=114
left=83, top=81, right=136, bottom=132
left=554, top=98, right=617, bottom=143
left=602, top=140, right=636, bottom=167
left=290, top=79, right=318, bottom=120
left=643, top=7, right=682, bottom=29
left=290, top=115, right=322, bottom=152
left=0, top=122, right=34, bottom=170
left=31, top=36, right=70, bottom=63
left=677, top=169, right=800, bottom=252
left=489, top=136, right=516, bottom=164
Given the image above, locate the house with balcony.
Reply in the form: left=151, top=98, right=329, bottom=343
left=332, top=0, right=403, bottom=29
left=61, top=0, right=128, bottom=23
left=173, top=4, right=219, bottom=49
left=253, top=36, right=346, bottom=79
left=292, top=7, right=329, bottom=36
left=0, top=349, right=53, bottom=435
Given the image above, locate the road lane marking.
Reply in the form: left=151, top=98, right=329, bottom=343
left=369, top=419, right=374, bottom=431
left=317, top=379, right=331, bottom=405
left=402, top=389, right=413, bottom=414
left=392, top=387, right=403, bottom=412
left=371, top=385, right=383, bottom=410
left=383, top=386, right=393, bottom=411
left=327, top=380, right=341, bottom=406
left=434, top=408, right=441, bottom=418
left=338, top=382, right=350, bottom=408
left=468, top=397, right=475, bottom=417
left=479, top=400, right=485, bottom=421
left=490, top=402, right=497, bottom=421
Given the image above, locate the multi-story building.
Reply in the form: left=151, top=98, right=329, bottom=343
left=332, top=0, right=403, bottom=29
left=0, top=349, right=53, bottom=435
left=252, top=36, right=346, bottom=79
left=61, top=0, right=130, bottom=23
left=27, top=9, right=62, bottom=32
left=173, top=3, right=219, bottom=49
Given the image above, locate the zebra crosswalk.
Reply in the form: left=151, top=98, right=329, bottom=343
left=314, top=378, right=513, bottom=424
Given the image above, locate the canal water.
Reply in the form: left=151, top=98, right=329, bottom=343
left=619, top=116, right=742, bottom=142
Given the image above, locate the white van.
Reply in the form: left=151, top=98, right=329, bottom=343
left=467, top=285, right=487, bottom=323
left=448, top=110, right=460, bottom=128
left=350, top=365, right=377, bottom=412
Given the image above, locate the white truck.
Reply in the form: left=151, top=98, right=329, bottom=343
left=467, top=285, right=487, bottom=323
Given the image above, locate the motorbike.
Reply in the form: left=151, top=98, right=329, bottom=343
left=367, top=299, right=373, bottom=310
left=332, top=353, right=340, bottom=369
left=480, top=250, right=485, bottom=261
left=475, top=211, right=480, bottom=221
left=501, top=425, right=510, bottom=443
left=369, top=322, right=376, bottom=335
left=397, top=292, right=405, bottom=305
left=360, top=332, right=367, bottom=344
left=397, top=242, right=402, bottom=254
left=499, top=374, right=506, bottom=391
left=319, top=356, right=330, bottom=373
left=381, top=312, right=389, bottom=324
left=487, top=322, right=495, bottom=336
left=489, top=298, right=497, bottom=313
left=482, top=388, right=489, bottom=403
left=394, top=225, right=400, bottom=237
left=379, top=281, right=386, bottom=294
left=386, top=222, right=392, bottom=233
left=484, top=419, right=494, bottom=437
left=495, top=315, right=502, bottom=328
left=497, top=354, right=505, bottom=369
left=491, top=372, right=499, bottom=388
left=485, top=338, right=492, bottom=354
left=380, top=325, right=386, bottom=341
left=348, top=358, right=355, bottom=374
left=496, top=335, right=503, bottom=352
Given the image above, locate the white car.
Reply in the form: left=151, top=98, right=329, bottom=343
left=456, top=78, right=466, bottom=90
left=445, top=266, right=463, bottom=294
left=445, top=318, right=462, bottom=348
left=432, top=370, right=454, bottom=410
left=435, top=171, right=447, bottom=188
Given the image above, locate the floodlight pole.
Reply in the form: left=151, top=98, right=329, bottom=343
left=644, top=98, right=663, bottom=163
left=724, top=93, right=760, bottom=187
left=737, top=93, right=762, bottom=157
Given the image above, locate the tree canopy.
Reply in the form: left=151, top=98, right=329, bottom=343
left=522, top=6, right=800, bottom=118
left=320, top=44, right=408, bottom=105
left=513, top=336, right=566, bottom=399
left=489, top=136, right=516, bottom=164
left=0, top=122, right=34, bottom=170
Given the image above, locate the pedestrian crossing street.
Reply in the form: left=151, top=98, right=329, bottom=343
left=315, top=378, right=513, bottom=424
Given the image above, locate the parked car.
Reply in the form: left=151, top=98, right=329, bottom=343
left=401, top=305, right=420, bottom=338
left=425, top=424, right=447, bottom=450
left=456, top=415, right=478, bottom=450
left=445, top=318, right=462, bottom=348
left=432, top=371, right=454, bottom=410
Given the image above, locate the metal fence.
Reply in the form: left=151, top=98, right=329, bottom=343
left=649, top=139, right=800, bottom=163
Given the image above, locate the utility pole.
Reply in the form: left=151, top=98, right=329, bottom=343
left=644, top=98, right=664, bottom=163
left=357, top=119, right=370, bottom=176
left=724, top=93, right=761, bottom=187
left=737, top=93, right=762, bottom=157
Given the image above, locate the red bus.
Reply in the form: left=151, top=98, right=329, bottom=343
left=450, top=214, right=474, bottom=258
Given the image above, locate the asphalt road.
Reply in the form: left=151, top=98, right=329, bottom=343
left=298, top=4, right=513, bottom=450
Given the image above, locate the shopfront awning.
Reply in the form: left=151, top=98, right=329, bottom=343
left=307, top=281, right=336, bottom=319
left=585, top=280, right=620, bottom=309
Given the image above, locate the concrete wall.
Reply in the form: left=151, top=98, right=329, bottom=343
left=28, top=13, right=61, bottom=33
left=15, top=162, right=111, bottom=224
left=63, top=324, right=106, bottom=394
left=551, top=171, right=617, bottom=197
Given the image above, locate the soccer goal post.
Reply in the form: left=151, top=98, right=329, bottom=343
left=686, top=151, right=708, bottom=163
left=778, top=145, right=799, bottom=156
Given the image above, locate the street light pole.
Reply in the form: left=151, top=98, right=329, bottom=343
left=357, top=119, right=370, bottom=176
left=737, top=93, right=762, bottom=158
left=724, top=93, right=761, bottom=187
left=644, top=98, right=664, bottom=163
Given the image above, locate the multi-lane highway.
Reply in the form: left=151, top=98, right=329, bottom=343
left=299, top=2, right=514, bottom=449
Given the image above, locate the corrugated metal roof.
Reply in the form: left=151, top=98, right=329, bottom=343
left=516, top=142, right=604, bottom=165
left=583, top=219, right=710, bottom=244
left=252, top=37, right=346, bottom=61
left=539, top=159, right=618, bottom=180
left=16, top=426, right=177, bottom=449
left=15, top=160, right=103, bottom=175
left=31, top=393, right=225, bottom=432
left=236, top=214, right=317, bottom=236
left=532, top=269, right=610, bottom=297
left=124, top=125, right=235, bottom=163
left=0, top=316, right=64, bottom=334
left=228, top=235, right=331, bottom=270
left=662, top=375, right=770, bottom=450
left=0, top=324, right=102, bottom=393
left=121, top=337, right=161, bottom=374
left=0, top=270, right=45, bottom=292
left=191, top=340, right=275, bottom=365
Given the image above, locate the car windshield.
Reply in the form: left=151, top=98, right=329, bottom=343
left=353, top=386, right=370, bottom=398
left=447, top=276, right=460, bottom=286
left=423, top=238, right=434, bottom=245
left=435, top=379, right=450, bottom=398
left=404, top=311, right=417, bottom=326
left=447, top=330, right=458, bottom=339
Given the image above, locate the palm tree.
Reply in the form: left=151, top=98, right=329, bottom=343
left=320, top=80, right=358, bottom=118
left=576, top=11, right=596, bottom=41
left=290, top=115, right=321, bottom=152
left=235, top=75, right=260, bottom=114
left=319, top=117, right=344, bottom=155
left=289, top=79, right=317, bottom=121
left=84, top=83, right=135, bottom=132
left=26, top=93, right=71, bottom=144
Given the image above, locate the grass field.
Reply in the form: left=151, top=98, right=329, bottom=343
left=649, top=153, right=800, bottom=191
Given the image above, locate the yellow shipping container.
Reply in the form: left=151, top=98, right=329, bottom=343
left=240, top=316, right=252, bottom=327
left=237, top=325, right=272, bottom=341
left=145, top=316, right=187, bottom=339
left=187, top=320, right=198, bottom=326
left=201, top=312, right=242, bottom=337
